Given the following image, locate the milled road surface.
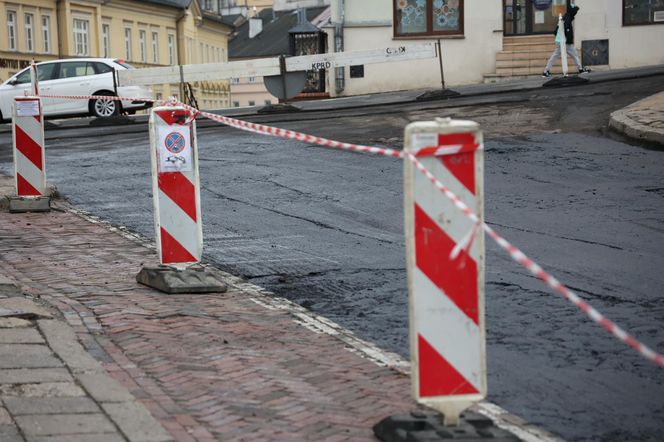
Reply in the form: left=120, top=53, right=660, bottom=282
left=1, top=75, right=663, bottom=441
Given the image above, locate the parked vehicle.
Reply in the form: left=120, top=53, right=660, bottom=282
left=0, top=58, right=153, bottom=122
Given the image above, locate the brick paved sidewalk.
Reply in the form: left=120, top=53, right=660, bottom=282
left=0, top=279, right=172, bottom=442
left=609, top=91, right=664, bottom=146
left=0, top=174, right=417, bottom=441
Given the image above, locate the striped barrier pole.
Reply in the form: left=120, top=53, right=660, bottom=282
left=403, top=118, right=486, bottom=426
left=9, top=96, right=50, bottom=212
left=150, top=106, right=202, bottom=267
left=136, top=105, right=225, bottom=294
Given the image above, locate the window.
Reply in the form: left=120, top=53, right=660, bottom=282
left=25, top=13, right=34, bottom=52
left=231, top=77, right=240, bottom=84
left=394, top=0, right=464, bottom=37
left=124, top=28, right=132, bottom=60
left=168, top=34, right=175, bottom=65
left=102, top=24, right=110, bottom=58
left=139, top=30, right=146, bottom=62
left=248, top=76, right=256, bottom=83
left=14, top=69, right=32, bottom=84
left=152, top=32, right=159, bottom=63
left=233, top=101, right=239, bottom=107
left=92, top=62, right=113, bottom=74
left=58, top=61, right=95, bottom=79
left=248, top=100, right=255, bottom=106
left=73, top=19, right=89, bottom=56
left=264, top=99, right=271, bottom=105
left=7, top=11, right=16, bottom=51
left=37, top=63, right=57, bottom=81
left=42, top=16, right=51, bottom=53
left=623, top=0, right=664, bottom=25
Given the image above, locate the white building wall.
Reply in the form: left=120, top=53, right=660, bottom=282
left=327, top=0, right=664, bottom=97
left=575, top=0, right=664, bottom=68
left=327, top=0, right=503, bottom=96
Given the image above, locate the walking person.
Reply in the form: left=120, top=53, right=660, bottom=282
left=542, top=2, right=589, bottom=77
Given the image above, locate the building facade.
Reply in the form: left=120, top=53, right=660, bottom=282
left=1, top=0, right=232, bottom=109
left=325, top=0, right=664, bottom=96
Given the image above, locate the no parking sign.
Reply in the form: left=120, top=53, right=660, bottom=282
left=158, top=126, right=192, bottom=172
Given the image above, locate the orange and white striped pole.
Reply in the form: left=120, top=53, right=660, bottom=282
left=149, top=106, right=202, bottom=268
left=403, top=118, right=486, bottom=425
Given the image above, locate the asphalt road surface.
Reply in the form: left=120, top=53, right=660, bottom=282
left=1, top=75, right=663, bottom=441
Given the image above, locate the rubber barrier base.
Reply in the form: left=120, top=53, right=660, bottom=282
left=416, top=89, right=462, bottom=101
left=257, top=103, right=302, bottom=114
left=373, top=411, right=520, bottom=441
left=7, top=196, right=51, bottom=213
left=136, top=265, right=228, bottom=294
left=543, top=75, right=590, bottom=88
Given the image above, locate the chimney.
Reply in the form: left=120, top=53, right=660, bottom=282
left=249, top=17, right=262, bottom=38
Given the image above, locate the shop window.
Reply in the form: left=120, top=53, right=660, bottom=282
left=623, top=0, right=664, bottom=25
left=394, top=0, right=464, bottom=37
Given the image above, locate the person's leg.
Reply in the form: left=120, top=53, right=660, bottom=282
left=544, top=45, right=562, bottom=72
left=566, top=44, right=583, bottom=70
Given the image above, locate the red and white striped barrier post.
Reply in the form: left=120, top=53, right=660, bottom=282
left=403, top=118, right=486, bottom=426
left=9, top=96, right=50, bottom=212
left=136, top=105, right=225, bottom=294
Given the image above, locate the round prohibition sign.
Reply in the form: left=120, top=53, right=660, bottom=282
left=165, top=132, right=186, bottom=154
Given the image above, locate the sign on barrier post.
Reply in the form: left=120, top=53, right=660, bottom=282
left=136, top=106, right=226, bottom=294
left=403, top=118, right=486, bottom=426
left=9, top=96, right=50, bottom=212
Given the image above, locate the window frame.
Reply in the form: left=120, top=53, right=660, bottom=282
left=152, top=31, right=159, bottom=63
left=25, top=13, right=34, bottom=53
left=393, top=0, right=465, bottom=38
left=102, top=24, right=110, bottom=58
left=139, top=29, right=146, bottom=62
left=622, top=0, right=664, bottom=26
left=167, top=33, right=176, bottom=65
left=124, top=28, right=132, bottom=60
left=42, top=15, right=51, bottom=53
left=73, top=18, right=90, bottom=56
left=7, top=10, right=17, bottom=51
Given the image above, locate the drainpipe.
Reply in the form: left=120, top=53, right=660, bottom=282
left=334, top=0, right=345, bottom=94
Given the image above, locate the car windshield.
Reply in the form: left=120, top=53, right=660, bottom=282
left=113, top=60, right=135, bottom=70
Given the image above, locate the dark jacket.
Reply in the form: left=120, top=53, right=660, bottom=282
left=553, top=5, right=579, bottom=44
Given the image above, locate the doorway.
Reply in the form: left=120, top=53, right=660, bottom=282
left=504, top=0, right=559, bottom=35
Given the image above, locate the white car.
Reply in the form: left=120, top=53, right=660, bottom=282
left=0, top=58, right=153, bottom=122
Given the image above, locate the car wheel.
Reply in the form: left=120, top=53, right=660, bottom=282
left=90, top=94, right=119, bottom=118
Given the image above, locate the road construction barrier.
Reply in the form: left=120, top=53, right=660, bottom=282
left=403, top=119, right=486, bottom=425
left=12, top=96, right=46, bottom=197
left=37, top=92, right=664, bottom=371
left=148, top=106, right=203, bottom=267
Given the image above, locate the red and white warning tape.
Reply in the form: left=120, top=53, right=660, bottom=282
left=38, top=93, right=664, bottom=369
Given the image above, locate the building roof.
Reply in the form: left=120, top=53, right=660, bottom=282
left=142, top=0, right=193, bottom=8
left=229, top=7, right=328, bottom=59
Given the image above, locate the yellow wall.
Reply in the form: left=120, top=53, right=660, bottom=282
left=1, top=0, right=231, bottom=109
left=0, top=0, right=59, bottom=82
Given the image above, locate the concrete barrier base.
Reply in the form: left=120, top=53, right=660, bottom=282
left=373, top=411, right=520, bottom=441
left=8, top=196, right=51, bottom=213
left=136, top=265, right=227, bottom=294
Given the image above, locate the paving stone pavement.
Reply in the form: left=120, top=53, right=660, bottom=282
left=610, top=91, right=664, bottom=146
left=0, top=173, right=419, bottom=441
